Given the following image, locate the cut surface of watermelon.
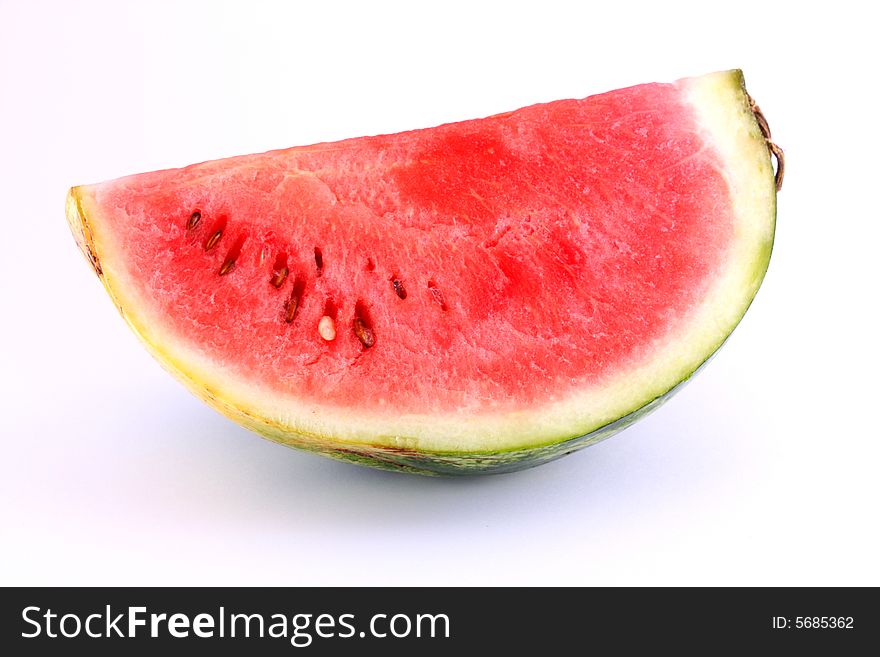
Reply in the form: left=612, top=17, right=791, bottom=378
left=67, top=69, right=776, bottom=474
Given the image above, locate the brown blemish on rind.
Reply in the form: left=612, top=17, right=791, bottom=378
left=65, top=188, right=103, bottom=277
left=747, top=93, right=785, bottom=191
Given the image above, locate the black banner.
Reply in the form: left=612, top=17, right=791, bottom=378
left=1, top=587, right=875, bottom=654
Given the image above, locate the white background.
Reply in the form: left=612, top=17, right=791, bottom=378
left=1, top=0, right=878, bottom=586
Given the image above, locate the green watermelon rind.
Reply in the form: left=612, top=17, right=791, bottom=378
left=67, top=69, right=776, bottom=476
left=245, top=345, right=729, bottom=475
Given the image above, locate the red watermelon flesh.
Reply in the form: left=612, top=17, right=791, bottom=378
left=67, top=70, right=777, bottom=474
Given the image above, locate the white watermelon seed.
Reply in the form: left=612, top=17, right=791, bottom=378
left=318, top=315, right=336, bottom=341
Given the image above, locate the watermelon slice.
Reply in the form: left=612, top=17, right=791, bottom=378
left=67, top=69, right=779, bottom=475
